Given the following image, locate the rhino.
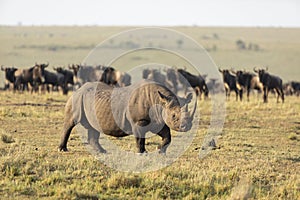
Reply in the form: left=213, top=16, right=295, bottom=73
left=58, top=80, right=196, bottom=154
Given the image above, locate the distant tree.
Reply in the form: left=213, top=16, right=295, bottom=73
left=253, top=44, right=260, bottom=51
left=236, top=39, right=246, bottom=50
left=176, top=39, right=183, bottom=48
left=213, top=33, right=219, bottom=40
left=212, top=44, right=217, bottom=51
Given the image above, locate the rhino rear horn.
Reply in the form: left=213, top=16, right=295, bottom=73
left=158, top=91, right=173, bottom=105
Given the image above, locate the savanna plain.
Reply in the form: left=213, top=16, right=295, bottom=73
left=0, top=26, right=299, bottom=199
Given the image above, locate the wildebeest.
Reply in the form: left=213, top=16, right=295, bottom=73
left=41, top=70, right=65, bottom=93
left=143, top=68, right=167, bottom=86
left=253, top=67, right=284, bottom=103
left=99, top=66, right=118, bottom=86
left=219, top=68, right=242, bottom=101
left=53, top=67, right=74, bottom=94
left=68, top=64, right=81, bottom=88
left=1, top=65, right=18, bottom=90
left=78, top=64, right=104, bottom=84
left=177, top=68, right=209, bottom=99
left=14, top=62, right=48, bottom=92
left=99, top=66, right=131, bottom=87
left=283, top=81, right=300, bottom=96
left=165, top=67, right=179, bottom=94
left=291, top=81, right=300, bottom=96
left=118, top=72, right=131, bottom=87
left=58, top=80, right=196, bottom=154
left=142, top=68, right=151, bottom=79
left=231, top=69, right=263, bottom=101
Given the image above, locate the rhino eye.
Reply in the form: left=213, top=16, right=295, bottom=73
left=172, top=114, right=176, bottom=119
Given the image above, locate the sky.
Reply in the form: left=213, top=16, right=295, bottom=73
left=0, top=0, right=299, bottom=27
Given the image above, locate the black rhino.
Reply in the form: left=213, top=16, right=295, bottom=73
left=59, top=80, right=196, bottom=154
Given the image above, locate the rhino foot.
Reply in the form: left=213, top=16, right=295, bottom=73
left=158, top=149, right=167, bottom=155
left=90, top=144, right=107, bottom=154
left=58, top=146, right=68, bottom=152
left=96, top=148, right=107, bottom=154
left=136, top=151, right=148, bottom=156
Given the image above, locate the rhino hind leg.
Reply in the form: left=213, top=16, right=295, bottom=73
left=157, top=125, right=171, bottom=154
left=59, top=118, right=76, bottom=152
left=87, top=128, right=107, bottom=153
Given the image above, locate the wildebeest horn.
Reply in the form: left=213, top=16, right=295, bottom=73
left=230, top=68, right=236, bottom=74
left=1, top=65, right=4, bottom=71
left=218, top=68, right=223, bottom=73
left=253, top=67, right=258, bottom=73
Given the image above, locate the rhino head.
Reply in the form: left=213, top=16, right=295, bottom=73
left=158, top=91, right=196, bottom=132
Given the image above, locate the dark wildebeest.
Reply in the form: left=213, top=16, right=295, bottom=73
left=41, top=70, right=65, bottom=93
left=143, top=68, right=167, bottom=86
left=206, top=78, right=224, bottom=94
left=283, top=81, right=300, bottom=96
left=118, top=72, right=131, bottom=87
left=142, top=68, right=151, bottom=79
left=231, top=70, right=263, bottom=101
left=78, top=65, right=104, bottom=84
left=291, top=81, right=300, bottom=96
left=165, top=67, right=179, bottom=94
left=14, top=62, right=48, bottom=92
left=1, top=65, right=18, bottom=90
left=99, top=66, right=131, bottom=87
left=177, top=68, right=209, bottom=99
left=58, top=80, right=196, bottom=154
left=68, top=64, right=81, bottom=88
left=283, top=82, right=294, bottom=96
left=99, top=66, right=118, bottom=86
left=219, top=68, right=242, bottom=101
left=253, top=67, right=284, bottom=103
left=53, top=67, right=74, bottom=95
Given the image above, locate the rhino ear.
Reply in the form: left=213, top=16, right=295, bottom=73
left=158, top=91, right=172, bottom=105
left=185, top=93, right=193, bottom=104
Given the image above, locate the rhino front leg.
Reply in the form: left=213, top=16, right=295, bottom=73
left=132, top=123, right=148, bottom=153
left=157, top=125, right=171, bottom=154
left=135, top=137, right=146, bottom=153
left=87, top=128, right=107, bottom=153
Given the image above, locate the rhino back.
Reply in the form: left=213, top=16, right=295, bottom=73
left=127, top=81, right=174, bottom=126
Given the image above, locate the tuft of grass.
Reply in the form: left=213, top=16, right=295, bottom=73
left=106, top=173, right=142, bottom=189
left=1, top=134, right=15, bottom=143
left=288, top=133, right=298, bottom=141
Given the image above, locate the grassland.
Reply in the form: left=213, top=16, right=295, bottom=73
left=0, top=91, right=299, bottom=199
left=0, top=26, right=300, bottom=199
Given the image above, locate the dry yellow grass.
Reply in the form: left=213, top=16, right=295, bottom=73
left=0, top=91, right=299, bottom=199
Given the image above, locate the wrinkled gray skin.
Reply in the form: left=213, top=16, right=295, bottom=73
left=59, top=80, right=195, bottom=154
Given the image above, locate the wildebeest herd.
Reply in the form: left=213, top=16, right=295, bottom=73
left=1, top=63, right=132, bottom=95
left=1, top=63, right=299, bottom=103
left=1, top=63, right=299, bottom=154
